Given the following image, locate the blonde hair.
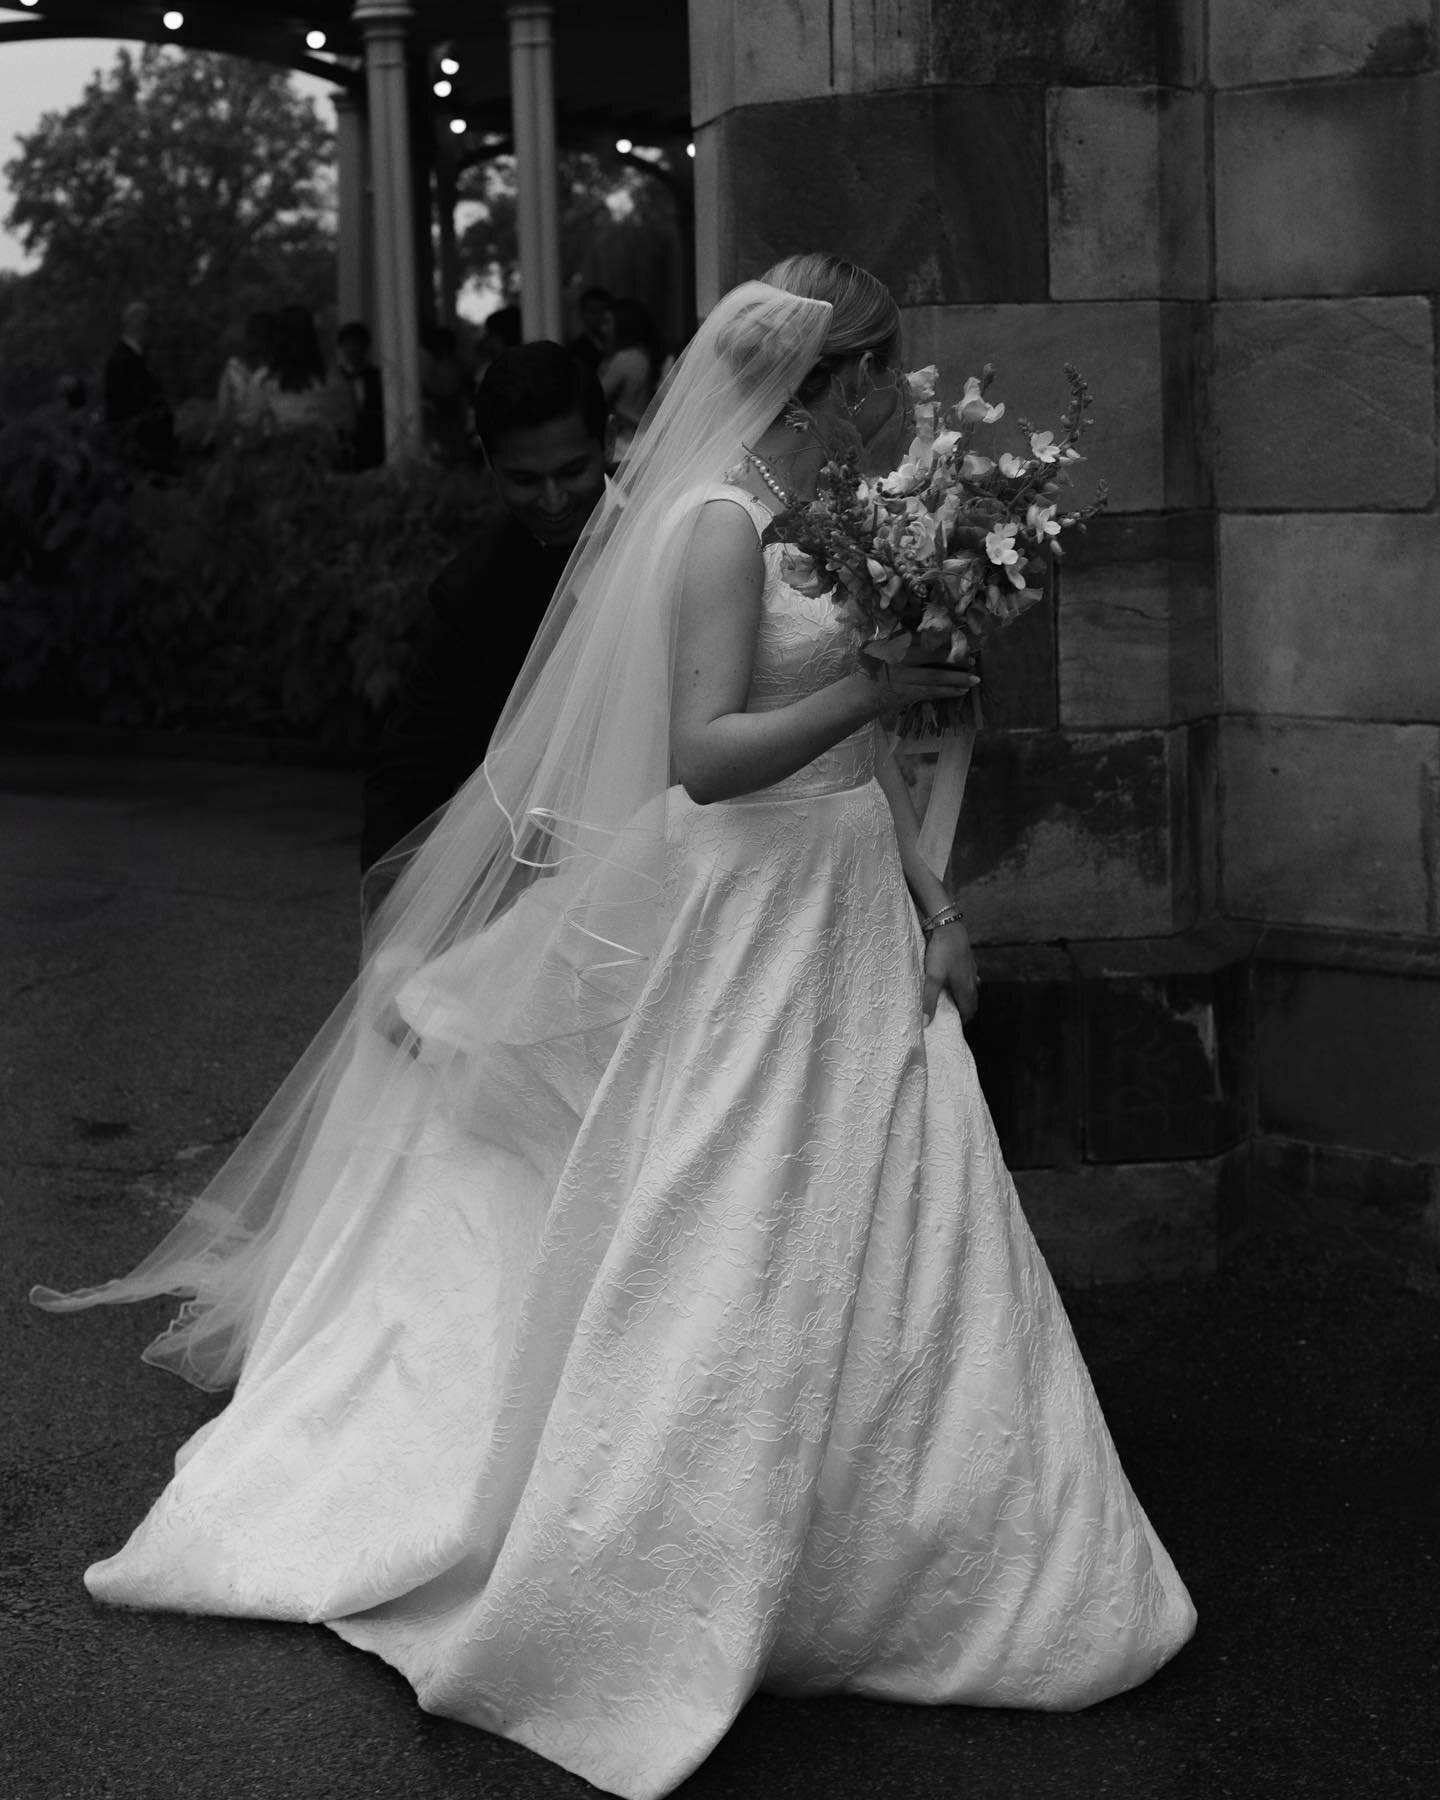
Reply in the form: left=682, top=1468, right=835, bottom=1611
left=760, top=253, right=900, bottom=400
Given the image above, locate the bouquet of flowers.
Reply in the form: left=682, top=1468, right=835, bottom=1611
left=763, top=362, right=1105, bottom=871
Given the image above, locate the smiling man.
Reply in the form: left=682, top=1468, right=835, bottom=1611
left=360, top=344, right=609, bottom=885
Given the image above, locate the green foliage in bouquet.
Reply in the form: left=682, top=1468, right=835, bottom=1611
left=0, top=415, right=486, bottom=752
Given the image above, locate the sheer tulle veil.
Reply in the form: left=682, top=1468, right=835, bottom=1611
left=32, top=282, right=835, bottom=1389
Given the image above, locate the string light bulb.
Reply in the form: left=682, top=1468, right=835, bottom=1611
left=306, top=30, right=327, bottom=50
left=433, top=79, right=452, bottom=97
left=686, top=142, right=696, bottom=158
left=162, top=9, right=184, bottom=26
left=615, top=137, right=633, bottom=155
left=440, top=56, right=460, bottom=75
left=449, top=118, right=467, bottom=135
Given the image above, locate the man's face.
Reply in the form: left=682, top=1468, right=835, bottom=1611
left=488, top=411, right=607, bottom=549
left=581, top=297, right=613, bottom=345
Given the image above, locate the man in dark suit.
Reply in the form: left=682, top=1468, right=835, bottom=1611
left=360, top=343, right=609, bottom=902
left=103, top=301, right=175, bottom=472
left=335, top=319, right=386, bottom=470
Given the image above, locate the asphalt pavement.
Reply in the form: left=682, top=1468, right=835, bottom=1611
left=2, top=748, right=1437, bottom=1800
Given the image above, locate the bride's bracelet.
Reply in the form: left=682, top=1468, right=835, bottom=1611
left=920, top=901, right=965, bottom=936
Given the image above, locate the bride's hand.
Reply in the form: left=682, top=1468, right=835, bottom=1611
left=860, top=660, right=980, bottom=723
left=923, top=920, right=979, bottom=1024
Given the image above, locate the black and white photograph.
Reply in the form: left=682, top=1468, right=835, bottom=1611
left=1, top=5, right=1436, bottom=1798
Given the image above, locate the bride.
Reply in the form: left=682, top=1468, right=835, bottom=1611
left=34, top=255, right=1195, bottom=1800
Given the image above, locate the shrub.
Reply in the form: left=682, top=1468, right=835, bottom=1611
left=0, top=412, right=491, bottom=751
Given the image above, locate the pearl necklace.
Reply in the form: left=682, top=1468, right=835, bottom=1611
left=744, top=448, right=794, bottom=508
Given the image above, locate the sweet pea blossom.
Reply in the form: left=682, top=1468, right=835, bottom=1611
left=905, top=364, right=940, bottom=403
left=1029, top=430, right=1081, bottom=465
left=956, top=375, right=1004, bottom=425
left=998, top=452, right=1029, bottom=479
left=1026, top=502, right=1062, bottom=543
left=984, top=522, right=1021, bottom=568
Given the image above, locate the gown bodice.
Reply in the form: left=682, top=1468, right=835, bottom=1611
left=710, top=484, right=876, bottom=803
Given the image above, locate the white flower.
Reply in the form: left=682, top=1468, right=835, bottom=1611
left=1029, top=430, right=1082, bottom=465
left=960, top=452, right=995, bottom=480
left=956, top=374, right=1005, bottom=425
left=931, top=428, right=960, bottom=458
left=984, top=522, right=1021, bottom=568
left=998, top=452, right=1029, bottom=479
left=1026, top=502, right=1062, bottom=542
left=905, top=364, right=940, bottom=402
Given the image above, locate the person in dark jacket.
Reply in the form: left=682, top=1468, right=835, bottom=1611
left=360, top=343, right=609, bottom=902
left=103, top=301, right=175, bottom=472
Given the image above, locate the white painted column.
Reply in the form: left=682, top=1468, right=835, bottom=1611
left=334, top=90, right=373, bottom=328
left=351, top=0, right=423, bottom=459
left=507, top=1, right=563, bottom=342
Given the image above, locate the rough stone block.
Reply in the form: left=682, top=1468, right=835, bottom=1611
left=1216, top=77, right=1440, bottom=296
left=902, top=302, right=1205, bottom=513
left=1214, top=299, right=1435, bottom=508
left=1074, top=944, right=1249, bottom=1162
left=690, top=0, right=1202, bottom=125
left=966, top=943, right=1080, bottom=1167
left=1061, top=513, right=1219, bottom=730
left=1233, top=1137, right=1440, bottom=1276
left=1221, top=514, right=1440, bottom=719
left=1254, top=963, right=1440, bottom=1162
left=1048, top=87, right=1209, bottom=300
left=942, top=727, right=1180, bottom=941
left=930, top=1, right=1203, bottom=88
left=713, top=89, right=1049, bottom=306
left=1209, top=0, right=1436, bottom=89
left=1220, top=718, right=1440, bottom=933
left=1013, top=1158, right=1221, bottom=1283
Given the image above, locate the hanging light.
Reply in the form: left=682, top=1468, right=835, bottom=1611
left=449, top=118, right=467, bottom=135
left=162, top=9, right=184, bottom=26
left=433, top=79, right=452, bottom=97
left=19, top=1, right=40, bottom=9
left=440, top=56, right=460, bottom=75
left=306, top=29, right=327, bottom=50
left=686, top=142, right=696, bottom=159
left=615, top=137, right=633, bottom=155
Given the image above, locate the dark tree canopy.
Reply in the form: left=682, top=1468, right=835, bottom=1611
left=1, top=44, right=336, bottom=413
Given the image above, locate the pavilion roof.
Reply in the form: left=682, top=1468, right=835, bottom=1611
left=0, top=2, right=691, bottom=143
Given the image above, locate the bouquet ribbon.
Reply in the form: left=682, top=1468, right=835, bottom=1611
left=914, top=694, right=981, bottom=881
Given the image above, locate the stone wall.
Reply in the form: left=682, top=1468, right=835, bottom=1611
left=689, top=0, right=1440, bottom=1277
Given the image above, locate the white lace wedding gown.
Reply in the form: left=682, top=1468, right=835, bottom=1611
left=85, top=488, right=1196, bottom=1799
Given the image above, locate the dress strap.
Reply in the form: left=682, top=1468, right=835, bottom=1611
left=706, top=482, right=775, bottom=541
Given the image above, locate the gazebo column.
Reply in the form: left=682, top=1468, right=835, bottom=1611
left=507, top=1, right=563, bottom=342
left=334, top=91, right=373, bottom=328
left=352, top=0, right=423, bottom=459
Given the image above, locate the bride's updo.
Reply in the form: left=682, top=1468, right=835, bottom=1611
left=760, top=253, right=901, bottom=401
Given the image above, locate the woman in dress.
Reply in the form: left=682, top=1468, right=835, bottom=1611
left=263, top=302, right=332, bottom=433
left=210, top=310, right=276, bottom=448
left=34, top=256, right=1195, bottom=1800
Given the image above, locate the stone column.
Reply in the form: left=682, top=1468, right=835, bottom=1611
left=334, top=90, right=373, bottom=328
left=352, top=0, right=423, bottom=459
left=507, top=0, right=563, bottom=341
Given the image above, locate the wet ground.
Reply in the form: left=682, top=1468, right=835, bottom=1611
left=2, top=749, right=1437, bottom=1799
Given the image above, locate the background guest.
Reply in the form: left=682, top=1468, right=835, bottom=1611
left=266, top=304, right=330, bottom=432
left=420, top=323, right=471, bottom=465
left=333, top=319, right=385, bottom=470
left=211, top=311, right=276, bottom=448
left=102, top=300, right=175, bottom=472
left=566, top=284, right=613, bottom=373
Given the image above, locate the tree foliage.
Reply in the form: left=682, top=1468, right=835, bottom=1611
left=458, top=148, right=682, bottom=331
left=1, top=45, right=336, bottom=412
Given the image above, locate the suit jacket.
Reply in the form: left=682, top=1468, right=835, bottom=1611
left=103, top=340, right=175, bottom=469
left=360, top=512, right=573, bottom=873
